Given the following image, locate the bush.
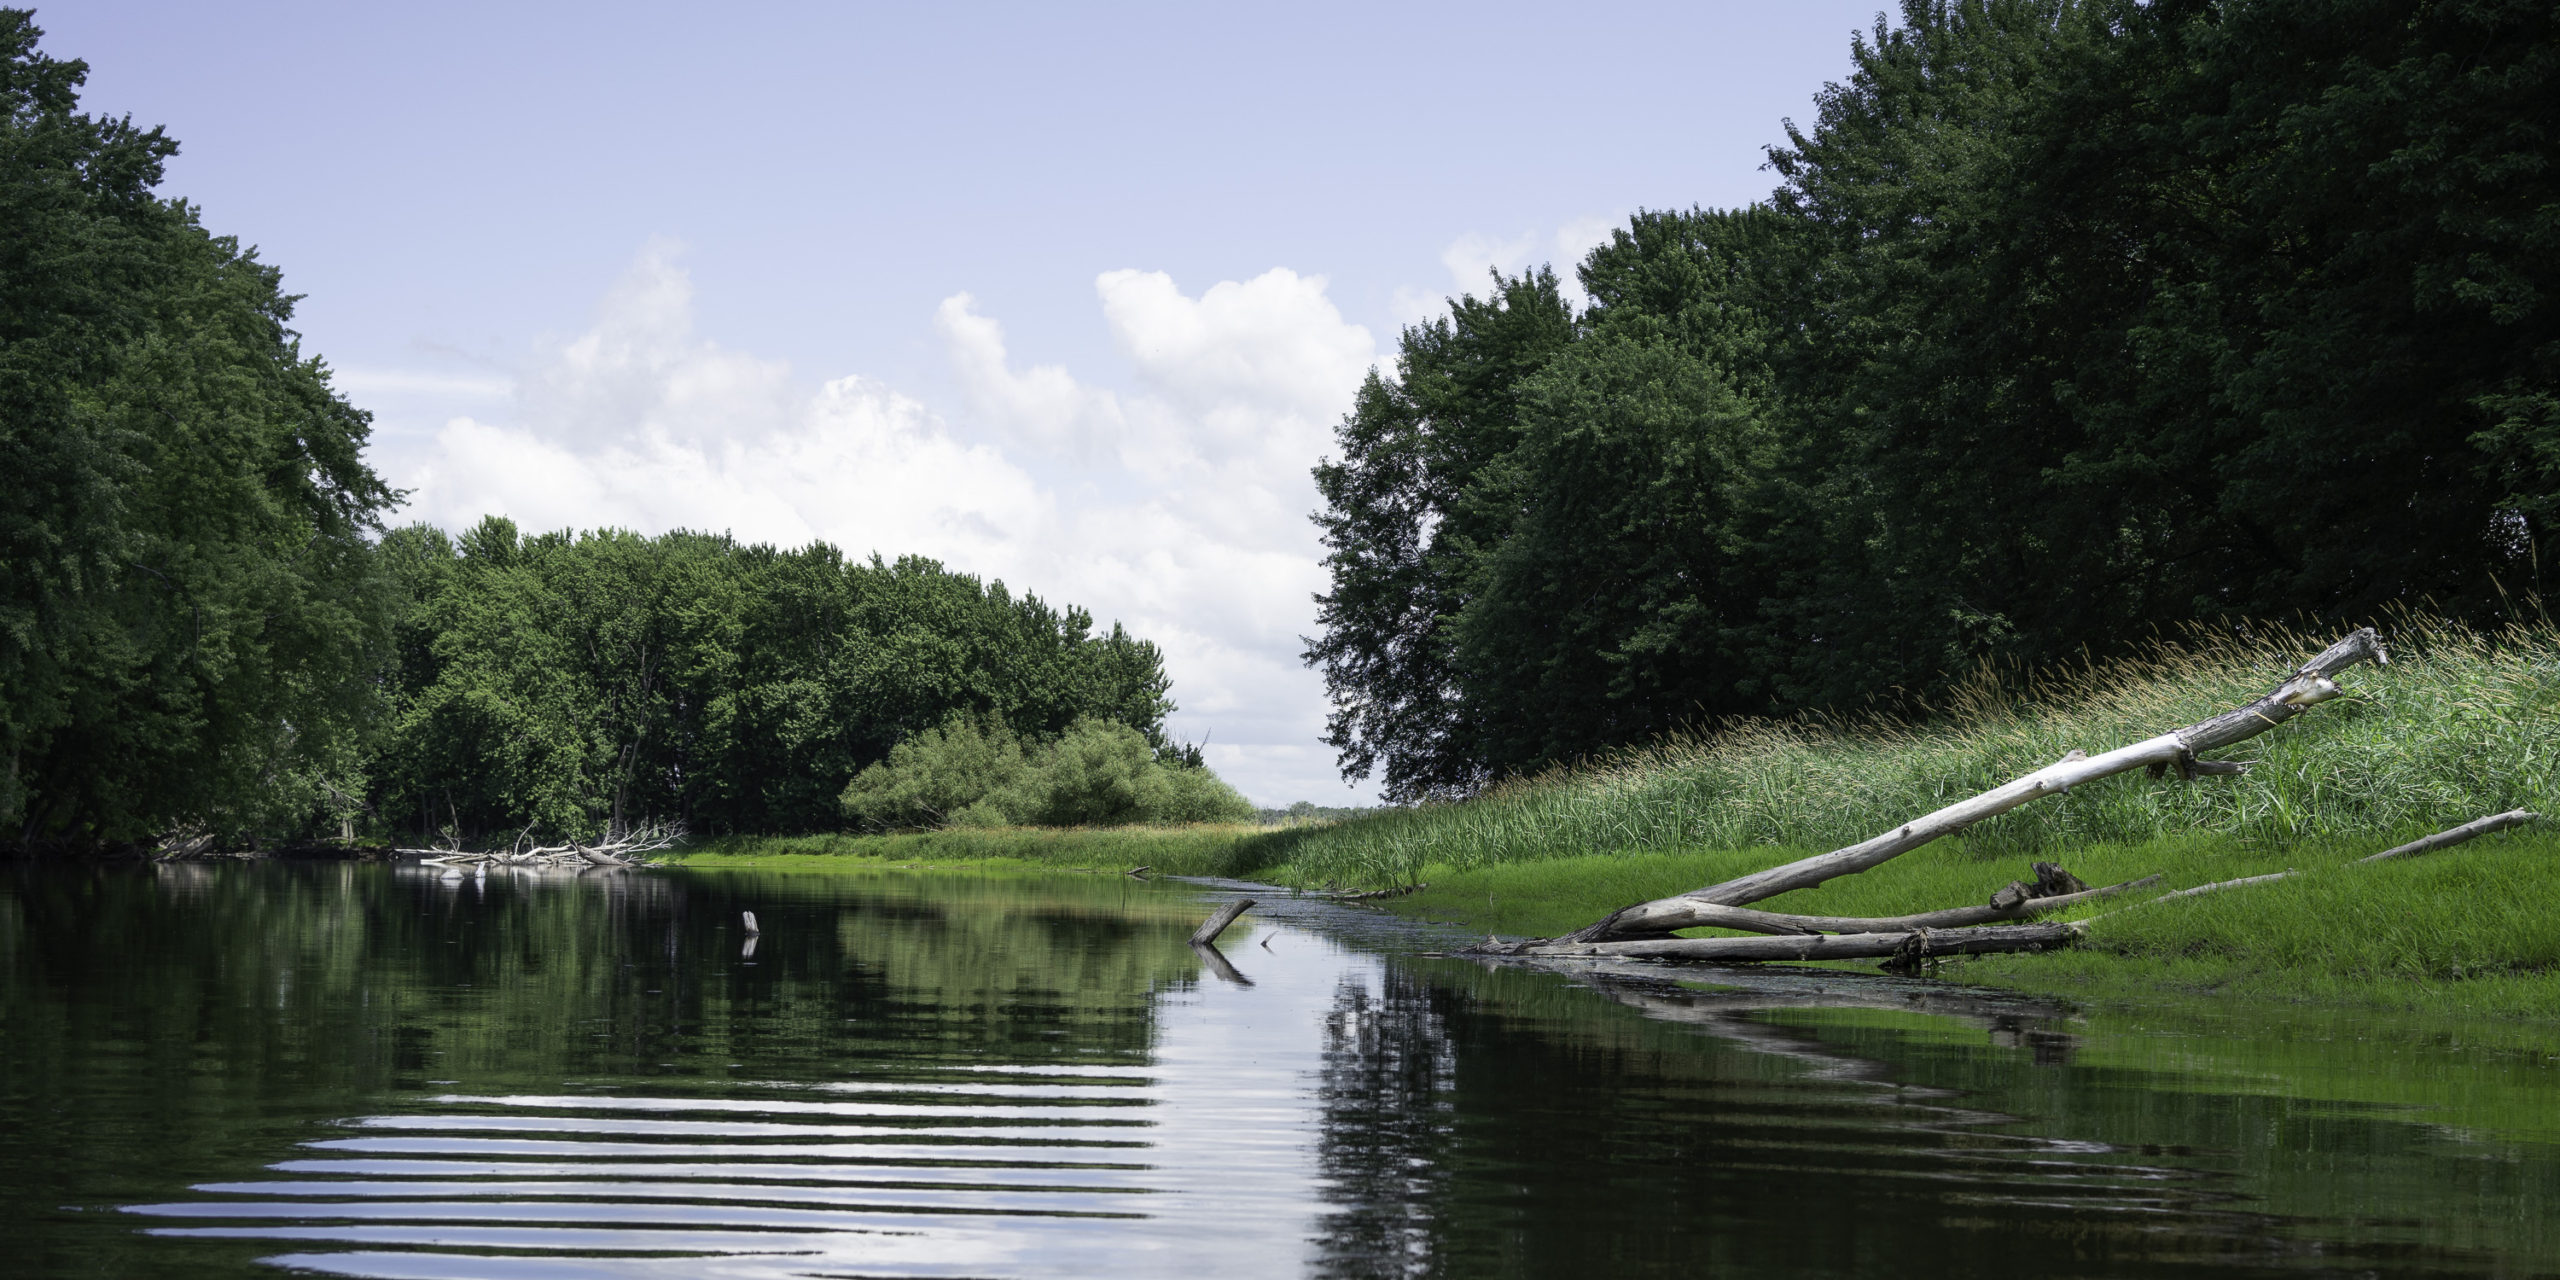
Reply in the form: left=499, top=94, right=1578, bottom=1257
left=842, top=715, right=1255, bottom=829
left=839, top=715, right=1029, bottom=829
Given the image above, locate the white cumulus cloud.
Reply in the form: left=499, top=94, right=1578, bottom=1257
left=385, top=243, right=1382, bottom=806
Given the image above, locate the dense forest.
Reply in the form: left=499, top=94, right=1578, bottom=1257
left=10, top=1, right=2557, bottom=846
left=374, top=521, right=1193, bottom=843
left=1309, top=0, right=2559, bottom=800
left=0, top=12, right=1206, bottom=852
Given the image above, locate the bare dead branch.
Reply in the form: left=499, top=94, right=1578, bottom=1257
left=2360, top=810, right=2541, bottom=863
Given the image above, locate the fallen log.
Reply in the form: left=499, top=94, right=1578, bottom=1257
left=1528, top=921, right=2082, bottom=964
left=1533, top=629, right=2387, bottom=949
left=1545, top=871, right=2163, bottom=940
left=2360, top=810, right=2541, bottom=863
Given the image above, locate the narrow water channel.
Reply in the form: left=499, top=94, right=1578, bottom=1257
left=1, top=861, right=2554, bottom=1277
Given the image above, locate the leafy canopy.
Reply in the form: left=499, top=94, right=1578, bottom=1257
left=0, top=10, right=397, bottom=848
left=1309, top=0, right=2560, bottom=800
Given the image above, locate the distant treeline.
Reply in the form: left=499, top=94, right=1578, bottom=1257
left=377, top=520, right=1183, bottom=843
left=1310, top=0, right=2558, bottom=800
left=1256, top=803, right=1386, bottom=827
left=0, top=13, right=1193, bottom=851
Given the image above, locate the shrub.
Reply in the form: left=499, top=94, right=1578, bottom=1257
left=842, top=715, right=1255, bottom=829
left=839, top=715, right=1028, bottom=829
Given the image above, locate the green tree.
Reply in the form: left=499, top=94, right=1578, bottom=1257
left=0, top=12, right=395, bottom=850
left=1305, top=269, right=1577, bottom=801
left=1308, top=0, right=2560, bottom=796
left=374, top=526, right=1186, bottom=841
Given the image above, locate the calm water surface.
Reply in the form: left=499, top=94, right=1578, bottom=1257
left=2, top=861, right=2556, bottom=1277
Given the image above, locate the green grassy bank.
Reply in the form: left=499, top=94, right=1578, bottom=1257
left=1239, top=619, right=2560, bottom=1015
left=666, top=825, right=1270, bottom=878
left=672, top=619, right=2560, bottom=1014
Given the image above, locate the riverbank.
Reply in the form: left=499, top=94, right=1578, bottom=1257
left=1279, top=830, right=2560, bottom=1019
left=672, top=620, right=2558, bottom=1015
left=666, top=826, right=1270, bottom=877
left=665, top=823, right=2560, bottom=1018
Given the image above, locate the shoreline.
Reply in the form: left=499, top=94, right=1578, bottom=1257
left=665, top=825, right=2560, bottom=1021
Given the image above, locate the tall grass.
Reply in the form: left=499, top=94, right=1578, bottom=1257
left=1256, top=616, right=2560, bottom=888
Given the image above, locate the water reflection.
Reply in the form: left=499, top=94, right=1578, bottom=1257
left=0, top=862, right=2554, bottom=1277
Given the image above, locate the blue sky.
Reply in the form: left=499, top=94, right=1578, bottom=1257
left=40, top=1, right=1890, bottom=805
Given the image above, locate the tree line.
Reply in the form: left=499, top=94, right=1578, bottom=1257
left=0, top=13, right=1205, bottom=851
left=1308, top=0, right=2558, bottom=801
left=377, top=520, right=1196, bottom=844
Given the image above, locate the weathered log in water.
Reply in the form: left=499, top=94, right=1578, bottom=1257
left=1528, top=629, right=2387, bottom=951
left=1478, top=871, right=2160, bottom=949
left=1526, top=921, right=2082, bottom=964
left=2360, top=810, right=2542, bottom=863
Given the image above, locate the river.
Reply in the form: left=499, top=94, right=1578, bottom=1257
left=1, top=860, right=2554, bottom=1277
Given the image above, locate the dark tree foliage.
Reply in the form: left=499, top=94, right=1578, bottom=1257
left=1304, top=270, right=1577, bottom=799
left=373, top=520, right=1178, bottom=841
left=1310, top=0, right=2559, bottom=798
left=1453, top=210, right=1795, bottom=772
left=0, top=12, right=396, bottom=849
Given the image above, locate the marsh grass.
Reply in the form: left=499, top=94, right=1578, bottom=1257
left=1249, top=616, right=2559, bottom=889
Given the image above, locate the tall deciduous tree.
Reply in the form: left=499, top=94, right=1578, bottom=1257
left=0, top=12, right=395, bottom=849
left=373, top=523, right=1182, bottom=841
left=1309, top=0, right=2559, bottom=796
left=1305, top=270, right=1576, bottom=800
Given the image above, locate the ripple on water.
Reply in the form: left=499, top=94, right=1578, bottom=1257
left=127, top=1073, right=1180, bottom=1278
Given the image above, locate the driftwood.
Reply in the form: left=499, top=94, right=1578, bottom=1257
left=1526, top=921, right=2082, bottom=964
left=1601, top=870, right=2162, bottom=940
left=400, top=820, right=686, bottom=870
left=2360, top=810, right=2541, bottom=863
left=1190, top=898, right=1255, bottom=947
left=1523, top=629, right=2387, bottom=952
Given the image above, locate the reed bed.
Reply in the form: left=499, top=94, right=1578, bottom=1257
left=1253, top=616, right=2560, bottom=889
